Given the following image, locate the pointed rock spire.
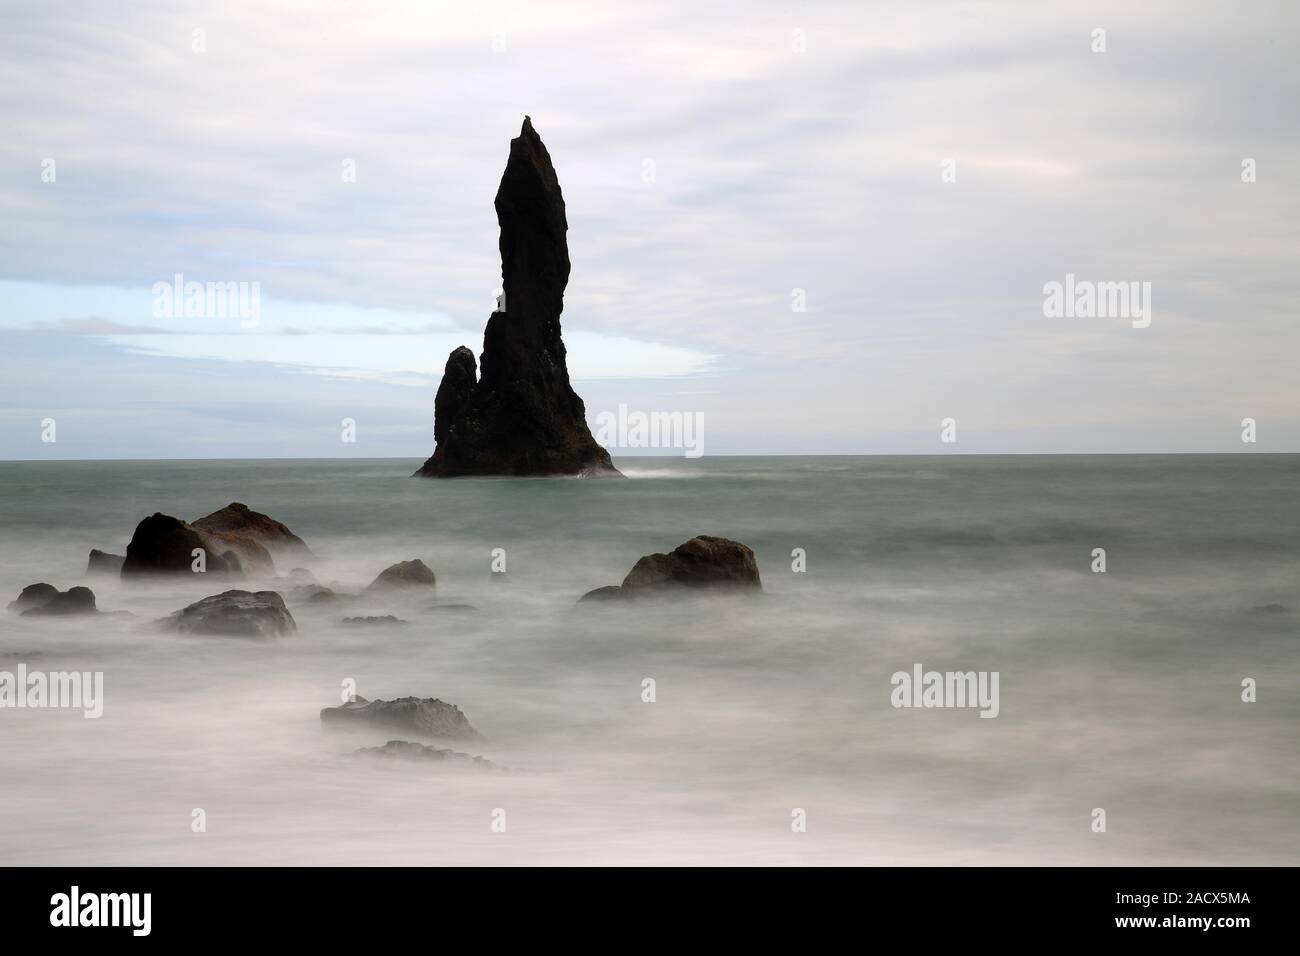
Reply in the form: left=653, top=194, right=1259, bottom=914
left=417, top=117, right=620, bottom=477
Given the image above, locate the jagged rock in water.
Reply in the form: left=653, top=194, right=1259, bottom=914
left=86, top=549, right=125, bottom=575
left=416, top=117, right=620, bottom=478
left=21, top=586, right=97, bottom=616
left=193, top=502, right=313, bottom=559
left=320, top=695, right=479, bottom=740
left=579, top=535, right=762, bottom=601
left=168, top=589, right=296, bottom=638
left=367, top=559, right=436, bottom=591
left=121, top=513, right=268, bottom=577
left=7, top=583, right=59, bottom=612
left=351, top=739, right=496, bottom=769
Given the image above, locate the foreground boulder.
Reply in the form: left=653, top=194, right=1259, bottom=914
left=367, top=559, right=436, bottom=591
left=321, top=695, right=479, bottom=739
left=193, top=502, right=313, bottom=558
left=7, top=583, right=59, bottom=612
left=352, top=740, right=496, bottom=769
left=580, top=535, right=762, bottom=601
left=121, top=513, right=250, bottom=577
left=168, top=590, right=296, bottom=638
left=415, top=117, right=620, bottom=478
left=86, top=549, right=125, bottom=575
left=22, top=586, right=97, bottom=616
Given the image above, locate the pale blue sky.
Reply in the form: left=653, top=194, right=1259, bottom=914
left=2, top=0, right=1297, bottom=459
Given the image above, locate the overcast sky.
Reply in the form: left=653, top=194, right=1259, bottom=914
left=2, top=0, right=1297, bottom=459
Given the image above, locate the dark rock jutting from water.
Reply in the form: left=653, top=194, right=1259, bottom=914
left=87, top=549, right=125, bottom=575
left=320, top=695, right=480, bottom=740
left=416, top=117, right=620, bottom=478
left=193, top=502, right=313, bottom=559
left=9, top=584, right=99, bottom=616
left=121, top=513, right=261, bottom=577
left=167, top=589, right=297, bottom=638
left=579, top=535, right=763, bottom=602
left=7, top=583, right=60, bottom=612
left=367, top=559, right=436, bottom=591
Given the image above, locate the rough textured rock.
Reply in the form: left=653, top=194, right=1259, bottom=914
left=193, top=502, right=312, bottom=558
left=168, top=589, right=296, bottom=638
left=579, top=535, right=762, bottom=601
left=416, top=117, right=619, bottom=478
left=121, top=513, right=247, bottom=577
left=8, top=583, right=59, bottom=611
left=86, top=549, right=125, bottom=575
left=367, top=559, right=436, bottom=591
left=320, top=695, right=479, bottom=739
left=21, top=586, right=98, bottom=616
left=351, top=740, right=496, bottom=769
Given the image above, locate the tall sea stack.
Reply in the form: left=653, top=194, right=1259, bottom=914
left=416, top=117, right=620, bottom=478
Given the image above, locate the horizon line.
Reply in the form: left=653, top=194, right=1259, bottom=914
left=1, top=451, right=1295, bottom=465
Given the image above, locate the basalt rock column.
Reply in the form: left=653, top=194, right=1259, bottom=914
left=416, top=116, right=620, bottom=477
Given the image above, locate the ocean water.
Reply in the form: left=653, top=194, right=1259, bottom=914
left=0, top=454, right=1295, bottom=865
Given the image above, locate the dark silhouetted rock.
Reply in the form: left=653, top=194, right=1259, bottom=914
left=8, top=583, right=59, bottom=612
left=415, top=117, right=620, bottom=478
left=577, top=585, right=625, bottom=603
left=342, top=615, right=407, bottom=627
left=193, top=502, right=312, bottom=559
left=351, top=740, right=496, bottom=769
left=367, top=559, right=436, bottom=591
left=580, top=536, right=762, bottom=601
left=321, top=695, right=479, bottom=740
left=21, top=586, right=97, bottom=616
left=121, top=513, right=245, bottom=577
left=433, top=346, right=477, bottom=446
left=168, top=589, right=296, bottom=638
left=86, top=549, right=125, bottom=575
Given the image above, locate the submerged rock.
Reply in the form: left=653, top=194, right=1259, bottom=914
left=1249, top=603, right=1288, bottom=615
left=86, top=549, right=125, bottom=575
left=321, top=695, right=479, bottom=739
left=351, top=739, right=496, bottom=769
left=580, top=535, right=762, bottom=601
left=415, top=117, right=620, bottom=478
left=288, top=583, right=334, bottom=603
left=193, top=502, right=313, bottom=558
left=21, top=586, right=97, bottom=616
left=7, top=583, right=59, bottom=612
left=367, top=559, right=436, bottom=591
left=168, top=589, right=296, bottom=638
left=342, top=615, right=407, bottom=627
